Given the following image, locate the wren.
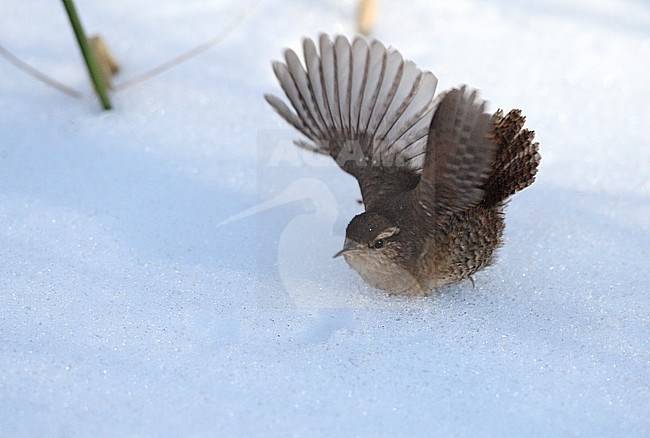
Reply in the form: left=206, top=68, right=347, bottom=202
left=265, top=34, right=540, bottom=296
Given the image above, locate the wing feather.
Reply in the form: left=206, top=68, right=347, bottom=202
left=334, top=35, right=352, bottom=134
left=319, top=35, right=341, bottom=132
left=304, top=38, right=331, bottom=140
left=350, top=38, right=370, bottom=135
left=415, top=86, right=497, bottom=225
left=284, top=49, right=326, bottom=137
left=266, top=34, right=439, bottom=206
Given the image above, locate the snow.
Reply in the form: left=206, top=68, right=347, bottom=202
left=1, top=0, right=649, bottom=435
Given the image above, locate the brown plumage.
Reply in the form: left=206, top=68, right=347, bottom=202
left=265, top=34, right=540, bottom=296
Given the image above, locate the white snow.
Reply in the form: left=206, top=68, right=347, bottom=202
left=1, top=0, right=649, bottom=436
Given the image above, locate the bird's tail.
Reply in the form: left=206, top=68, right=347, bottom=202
left=481, top=109, right=541, bottom=207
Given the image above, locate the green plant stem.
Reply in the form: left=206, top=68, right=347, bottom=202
left=61, top=0, right=111, bottom=110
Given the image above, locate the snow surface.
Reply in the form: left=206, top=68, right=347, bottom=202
left=1, top=0, right=649, bottom=435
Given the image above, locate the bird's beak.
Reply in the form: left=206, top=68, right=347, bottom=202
left=333, top=240, right=363, bottom=258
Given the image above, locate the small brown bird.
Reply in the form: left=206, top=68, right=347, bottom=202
left=265, top=34, right=540, bottom=296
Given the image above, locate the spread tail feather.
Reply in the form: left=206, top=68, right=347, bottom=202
left=482, top=109, right=541, bottom=207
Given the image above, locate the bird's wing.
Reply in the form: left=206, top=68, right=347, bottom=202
left=265, top=34, right=438, bottom=209
left=413, top=86, right=497, bottom=228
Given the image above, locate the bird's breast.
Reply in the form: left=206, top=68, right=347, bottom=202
left=343, top=253, right=426, bottom=296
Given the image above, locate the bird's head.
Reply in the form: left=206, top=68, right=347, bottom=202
left=334, top=212, right=405, bottom=266
left=333, top=211, right=425, bottom=294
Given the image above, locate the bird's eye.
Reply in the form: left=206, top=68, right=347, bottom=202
left=373, top=239, right=383, bottom=249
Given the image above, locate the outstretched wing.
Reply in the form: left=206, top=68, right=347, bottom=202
left=413, top=86, right=497, bottom=228
left=265, top=34, right=438, bottom=208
